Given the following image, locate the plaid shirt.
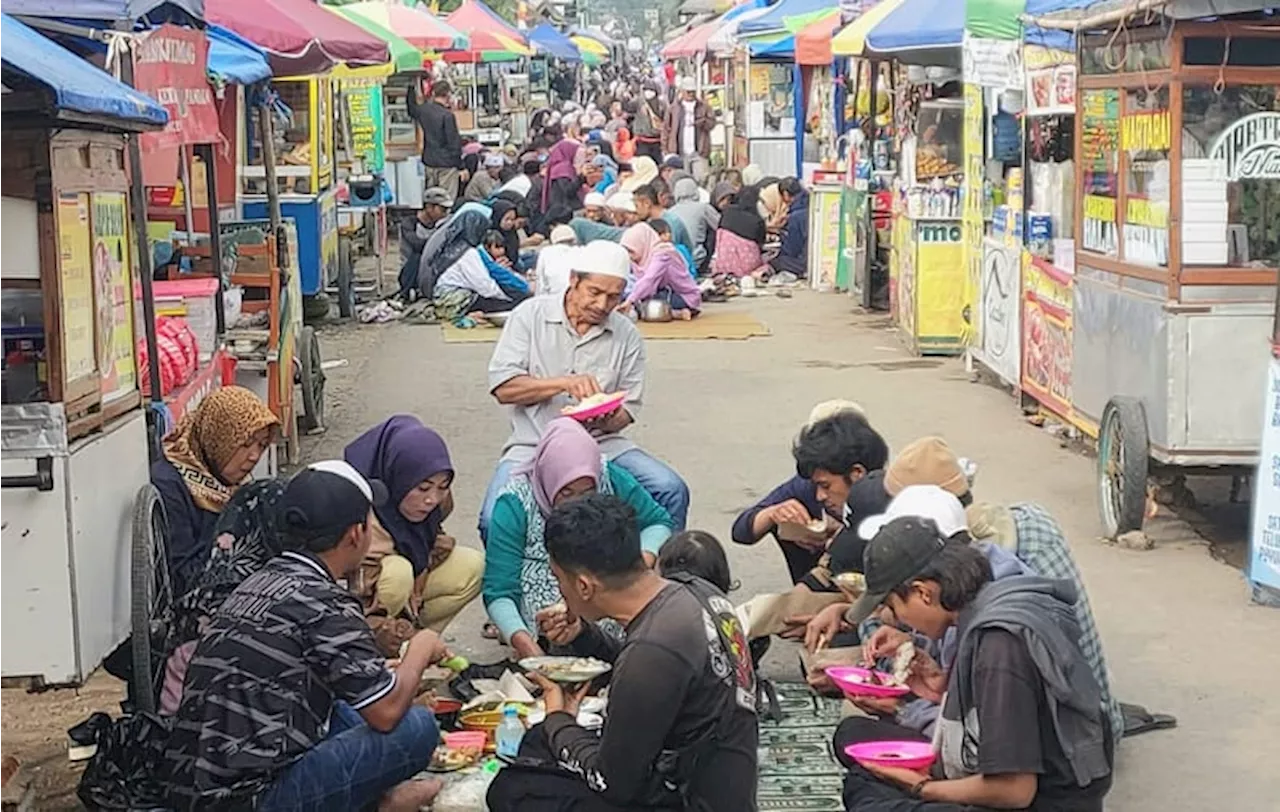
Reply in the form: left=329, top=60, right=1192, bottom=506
left=861, top=503, right=1123, bottom=739
left=1008, top=503, right=1124, bottom=740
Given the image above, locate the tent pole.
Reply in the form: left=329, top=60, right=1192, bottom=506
left=117, top=25, right=165, bottom=422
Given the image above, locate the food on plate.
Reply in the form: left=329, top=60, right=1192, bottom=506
left=561, top=392, right=620, bottom=414
left=520, top=655, right=612, bottom=683
left=890, top=640, right=916, bottom=686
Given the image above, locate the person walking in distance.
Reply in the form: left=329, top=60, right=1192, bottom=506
left=408, top=80, right=465, bottom=198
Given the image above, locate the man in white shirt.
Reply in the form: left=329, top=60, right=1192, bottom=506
left=534, top=225, right=579, bottom=298
left=662, top=77, right=713, bottom=183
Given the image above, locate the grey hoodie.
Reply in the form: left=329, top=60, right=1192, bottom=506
left=943, top=576, right=1111, bottom=788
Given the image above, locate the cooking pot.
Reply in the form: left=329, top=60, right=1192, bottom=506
left=639, top=299, right=672, bottom=322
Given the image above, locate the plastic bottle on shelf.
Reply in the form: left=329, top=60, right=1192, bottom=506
left=495, top=705, right=525, bottom=759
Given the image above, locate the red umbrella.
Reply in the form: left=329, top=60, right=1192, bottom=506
left=206, top=0, right=389, bottom=77
left=445, top=0, right=530, bottom=56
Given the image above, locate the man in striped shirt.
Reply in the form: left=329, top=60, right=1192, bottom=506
left=164, top=461, right=449, bottom=811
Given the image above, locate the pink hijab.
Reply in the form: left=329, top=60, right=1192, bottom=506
left=620, top=222, right=678, bottom=269
left=542, top=138, right=582, bottom=209
left=514, top=418, right=603, bottom=516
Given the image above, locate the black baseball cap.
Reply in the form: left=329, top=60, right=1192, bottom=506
left=280, top=460, right=388, bottom=544
left=844, top=517, right=947, bottom=626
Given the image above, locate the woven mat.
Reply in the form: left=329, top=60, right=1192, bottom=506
left=758, top=682, right=847, bottom=811
left=439, top=310, right=771, bottom=344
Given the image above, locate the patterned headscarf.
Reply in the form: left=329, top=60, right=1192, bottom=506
left=163, top=386, right=279, bottom=513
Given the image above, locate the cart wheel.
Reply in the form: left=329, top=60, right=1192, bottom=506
left=1098, top=396, right=1150, bottom=539
left=297, top=325, right=326, bottom=434
left=337, top=236, right=355, bottom=319
left=130, top=484, right=171, bottom=714
left=303, top=293, right=331, bottom=324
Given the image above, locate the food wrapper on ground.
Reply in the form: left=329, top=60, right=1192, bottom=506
left=460, top=670, right=536, bottom=711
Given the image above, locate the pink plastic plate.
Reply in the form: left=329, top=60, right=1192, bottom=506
left=561, top=392, right=627, bottom=422
left=845, top=740, right=936, bottom=772
left=825, top=666, right=911, bottom=699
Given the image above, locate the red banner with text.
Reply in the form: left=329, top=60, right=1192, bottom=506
left=133, top=24, right=219, bottom=187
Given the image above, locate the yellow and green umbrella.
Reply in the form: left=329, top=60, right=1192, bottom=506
left=831, top=0, right=905, bottom=57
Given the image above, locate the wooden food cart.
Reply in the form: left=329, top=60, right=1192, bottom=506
left=1029, top=6, right=1280, bottom=536
left=1, top=16, right=173, bottom=701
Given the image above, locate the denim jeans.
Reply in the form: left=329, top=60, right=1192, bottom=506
left=478, top=448, right=690, bottom=542
left=257, top=702, right=438, bottom=812
left=611, top=448, right=689, bottom=530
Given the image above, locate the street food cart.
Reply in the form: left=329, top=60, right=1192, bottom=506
left=1, top=15, right=173, bottom=699
left=241, top=75, right=340, bottom=321
left=1021, top=7, right=1280, bottom=537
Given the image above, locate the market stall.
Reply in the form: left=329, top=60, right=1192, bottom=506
left=1022, top=4, right=1280, bottom=538
left=1, top=12, right=172, bottom=696
left=856, top=0, right=968, bottom=355
left=445, top=0, right=534, bottom=144
left=208, top=0, right=388, bottom=312
left=735, top=0, right=836, bottom=177
left=529, top=22, right=581, bottom=108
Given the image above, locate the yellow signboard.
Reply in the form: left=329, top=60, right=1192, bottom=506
left=92, top=191, right=137, bottom=402
left=961, top=82, right=985, bottom=346
left=58, top=193, right=96, bottom=384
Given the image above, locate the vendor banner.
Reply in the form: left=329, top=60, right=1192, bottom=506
left=1249, top=355, right=1280, bottom=595
left=133, top=24, right=220, bottom=186
left=962, top=34, right=1022, bottom=91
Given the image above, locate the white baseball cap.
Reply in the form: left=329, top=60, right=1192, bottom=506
left=570, top=241, right=631, bottom=280
left=858, top=484, right=969, bottom=541
left=679, top=76, right=697, bottom=92
left=583, top=191, right=607, bottom=208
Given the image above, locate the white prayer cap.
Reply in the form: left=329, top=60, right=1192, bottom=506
left=570, top=241, right=630, bottom=280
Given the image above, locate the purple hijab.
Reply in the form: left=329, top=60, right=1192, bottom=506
left=344, top=415, right=453, bottom=574
left=542, top=139, right=582, bottom=210
left=514, top=418, right=603, bottom=516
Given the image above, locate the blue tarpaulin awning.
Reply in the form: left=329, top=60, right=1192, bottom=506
left=866, top=0, right=964, bottom=52
left=750, top=35, right=794, bottom=58
left=1, top=0, right=204, bottom=20
left=737, top=0, right=832, bottom=35
left=207, top=22, right=270, bottom=84
left=529, top=22, right=581, bottom=62
left=1, top=13, right=168, bottom=129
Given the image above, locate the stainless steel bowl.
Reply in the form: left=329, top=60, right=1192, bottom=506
left=486, top=311, right=512, bottom=327
left=639, top=299, right=673, bottom=322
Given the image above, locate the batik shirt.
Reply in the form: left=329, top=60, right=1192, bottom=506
left=164, top=551, right=395, bottom=810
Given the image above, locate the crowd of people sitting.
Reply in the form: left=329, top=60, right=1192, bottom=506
left=129, top=70, right=1118, bottom=812
left=143, top=329, right=1119, bottom=811
left=391, top=76, right=814, bottom=327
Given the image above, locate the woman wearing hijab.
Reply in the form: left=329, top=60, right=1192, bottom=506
left=619, top=222, right=702, bottom=319
left=151, top=385, right=280, bottom=598
left=543, top=137, right=583, bottom=213
left=711, top=184, right=771, bottom=279
left=482, top=418, right=674, bottom=659
left=757, top=178, right=789, bottom=232
left=345, top=416, right=483, bottom=656
left=431, top=209, right=530, bottom=319
left=620, top=155, right=659, bottom=192
left=488, top=198, right=525, bottom=268
left=159, top=479, right=289, bottom=714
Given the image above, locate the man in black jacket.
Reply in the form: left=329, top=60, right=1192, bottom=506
left=408, top=80, right=463, bottom=198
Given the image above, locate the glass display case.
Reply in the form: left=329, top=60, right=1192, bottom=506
left=914, top=98, right=963, bottom=180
